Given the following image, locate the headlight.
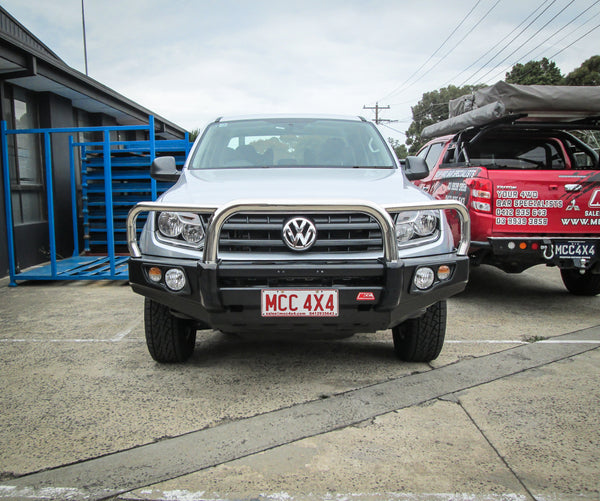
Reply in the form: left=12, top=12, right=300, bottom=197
left=394, top=210, right=440, bottom=246
left=157, top=212, right=184, bottom=237
left=156, top=212, right=205, bottom=247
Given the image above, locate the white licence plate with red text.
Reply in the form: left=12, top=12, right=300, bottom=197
left=261, top=289, right=338, bottom=317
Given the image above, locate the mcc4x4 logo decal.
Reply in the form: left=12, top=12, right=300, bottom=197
left=561, top=173, right=600, bottom=207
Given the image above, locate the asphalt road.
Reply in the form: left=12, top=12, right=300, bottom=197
left=0, top=264, right=598, bottom=500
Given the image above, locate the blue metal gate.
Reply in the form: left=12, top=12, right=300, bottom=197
left=1, top=117, right=191, bottom=286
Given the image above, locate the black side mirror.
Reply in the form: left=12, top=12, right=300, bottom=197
left=403, top=156, right=429, bottom=181
left=151, top=156, right=180, bottom=182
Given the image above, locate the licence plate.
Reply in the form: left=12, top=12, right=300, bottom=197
left=553, top=241, right=596, bottom=259
left=261, top=289, right=338, bottom=317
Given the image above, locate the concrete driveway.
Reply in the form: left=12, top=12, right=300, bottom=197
left=0, top=264, right=598, bottom=500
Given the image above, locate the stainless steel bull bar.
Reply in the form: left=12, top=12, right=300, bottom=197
left=127, top=199, right=470, bottom=262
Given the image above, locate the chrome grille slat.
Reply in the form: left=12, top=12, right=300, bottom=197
left=219, top=239, right=287, bottom=247
left=219, top=212, right=383, bottom=254
left=312, top=239, right=380, bottom=247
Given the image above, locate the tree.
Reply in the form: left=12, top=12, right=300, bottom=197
left=564, top=55, right=600, bottom=86
left=405, top=84, right=485, bottom=154
left=564, top=56, right=600, bottom=147
left=505, top=57, right=563, bottom=85
left=189, top=128, right=201, bottom=142
left=388, top=138, right=408, bottom=159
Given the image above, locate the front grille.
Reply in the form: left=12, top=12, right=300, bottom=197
left=219, top=275, right=384, bottom=288
left=218, top=213, right=383, bottom=253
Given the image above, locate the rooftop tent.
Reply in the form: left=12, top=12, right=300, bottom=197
left=421, top=81, right=600, bottom=139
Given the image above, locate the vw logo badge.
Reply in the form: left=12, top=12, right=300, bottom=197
left=282, top=217, right=317, bottom=251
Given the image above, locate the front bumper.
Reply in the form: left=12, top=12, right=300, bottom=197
left=127, top=199, right=470, bottom=335
left=129, top=254, right=470, bottom=334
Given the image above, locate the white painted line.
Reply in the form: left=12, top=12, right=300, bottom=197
left=0, top=485, right=114, bottom=500
left=446, top=340, right=527, bottom=344
left=120, top=489, right=529, bottom=501
left=0, top=338, right=143, bottom=343
left=0, top=486, right=531, bottom=501
left=112, top=319, right=141, bottom=341
left=366, top=338, right=600, bottom=345
left=446, top=340, right=600, bottom=344
left=0, top=338, right=598, bottom=345
left=538, top=339, right=600, bottom=344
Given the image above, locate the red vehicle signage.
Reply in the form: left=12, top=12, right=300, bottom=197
left=490, top=172, right=600, bottom=234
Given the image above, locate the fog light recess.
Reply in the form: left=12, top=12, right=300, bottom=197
left=165, top=268, right=186, bottom=291
left=414, top=267, right=435, bottom=290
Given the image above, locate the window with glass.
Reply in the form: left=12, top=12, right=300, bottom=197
left=464, top=136, right=567, bottom=170
left=424, top=142, right=444, bottom=169
left=4, top=86, right=45, bottom=224
left=189, top=118, right=396, bottom=169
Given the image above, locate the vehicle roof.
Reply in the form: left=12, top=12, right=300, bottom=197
left=214, top=114, right=368, bottom=123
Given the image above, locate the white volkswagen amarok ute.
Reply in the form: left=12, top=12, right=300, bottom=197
left=127, top=116, right=470, bottom=363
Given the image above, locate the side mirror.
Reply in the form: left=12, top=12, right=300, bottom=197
left=151, top=156, right=180, bottom=182
left=403, top=156, right=429, bottom=181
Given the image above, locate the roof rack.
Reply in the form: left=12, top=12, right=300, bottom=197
left=421, top=82, right=600, bottom=139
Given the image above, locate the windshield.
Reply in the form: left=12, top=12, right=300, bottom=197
left=189, top=118, right=395, bottom=169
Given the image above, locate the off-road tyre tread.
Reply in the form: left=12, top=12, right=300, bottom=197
left=560, top=269, right=600, bottom=296
left=144, top=298, right=196, bottom=363
left=392, top=300, right=447, bottom=362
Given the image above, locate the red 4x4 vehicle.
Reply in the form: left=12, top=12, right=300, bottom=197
left=410, top=82, right=600, bottom=295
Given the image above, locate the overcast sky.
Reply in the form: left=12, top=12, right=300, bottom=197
left=2, top=0, right=600, bottom=141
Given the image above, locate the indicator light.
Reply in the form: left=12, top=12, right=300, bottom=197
left=148, top=267, right=162, bottom=283
left=437, top=265, right=451, bottom=281
left=519, top=242, right=527, bottom=250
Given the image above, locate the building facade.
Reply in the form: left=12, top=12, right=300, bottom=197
left=0, top=6, right=186, bottom=277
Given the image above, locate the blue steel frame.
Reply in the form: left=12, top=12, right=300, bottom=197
left=1, top=116, right=190, bottom=286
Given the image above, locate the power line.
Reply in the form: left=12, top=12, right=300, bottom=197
left=385, top=1, right=551, bottom=109
left=380, top=123, right=407, bottom=137
left=481, top=0, right=600, bottom=83
left=440, top=0, right=551, bottom=88
left=397, top=0, right=501, bottom=93
left=462, top=0, right=575, bottom=85
left=378, top=0, right=482, bottom=102
left=370, top=1, right=600, bottom=140
left=528, top=3, right=600, bottom=62
left=547, top=20, right=600, bottom=59
left=457, top=0, right=560, bottom=86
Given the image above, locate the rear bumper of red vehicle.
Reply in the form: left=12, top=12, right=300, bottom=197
left=471, top=237, right=600, bottom=274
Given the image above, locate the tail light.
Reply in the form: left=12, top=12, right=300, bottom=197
left=465, top=177, right=493, bottom=213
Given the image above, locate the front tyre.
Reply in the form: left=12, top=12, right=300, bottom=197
left=144, top=298, right=196, bottom=362
left=392, top=300, right=447, bottom=362
left=560, top=269, right=600, bottom=296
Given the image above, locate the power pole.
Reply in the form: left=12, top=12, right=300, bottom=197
left=363, top=103, right=395, bottom=124
left=81, top=0, right=89, bottom=75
